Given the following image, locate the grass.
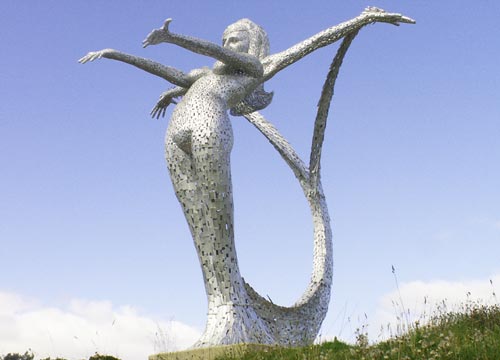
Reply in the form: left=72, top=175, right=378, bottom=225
left=215, top=302, right=500, bottom=360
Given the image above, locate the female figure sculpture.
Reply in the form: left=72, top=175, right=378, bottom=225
left=80, top=7, right=414, bottom=348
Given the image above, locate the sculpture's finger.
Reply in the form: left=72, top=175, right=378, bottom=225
left=365, top=6, right=384, bottom=13
left=79, top=53, right=94, bottom=63
left=383, top=12, right=415, bottom=25
left=400, top=15, right=416, bottom=24
left=162, top=18, right=173, bottom=31
left=143, top=33, right=157, bottom=47
left=155, top=107, right=162, bottom=119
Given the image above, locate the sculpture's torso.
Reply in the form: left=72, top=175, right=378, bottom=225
left=167, top=70, right=256, bottom=154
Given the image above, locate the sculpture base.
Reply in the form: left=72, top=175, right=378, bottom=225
left=149, top=344, right=276, bottom=360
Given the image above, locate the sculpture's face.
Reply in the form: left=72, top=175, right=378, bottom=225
left=222, top=30, right=250, bottom=54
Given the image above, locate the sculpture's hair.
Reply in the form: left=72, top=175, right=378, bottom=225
left=223, top=19, right=270, bottom=60
left=223, top=19, right=273, bottom=116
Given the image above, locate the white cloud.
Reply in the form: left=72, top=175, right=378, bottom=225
left=0, top=292, right=38, bottom=315
left=0, top=292, right=200, bottom=360
left=371, top=273, right=500, bottom=340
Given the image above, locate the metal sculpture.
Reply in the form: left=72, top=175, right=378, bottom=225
left=79, top=7, right=414, bottom=348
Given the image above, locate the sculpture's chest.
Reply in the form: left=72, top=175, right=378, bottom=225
left=190, top=73, right=254, bottom=105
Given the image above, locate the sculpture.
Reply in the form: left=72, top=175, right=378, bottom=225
left=79, top=7, right=414, bottom=348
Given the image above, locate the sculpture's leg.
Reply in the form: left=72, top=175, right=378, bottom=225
left=165, top=122, right=273, bottom=347
left=165, top=140, right=203, bottom=241
left=190, top=137, right=240, bottom=303
left=186, top=132, right=274, bottom=347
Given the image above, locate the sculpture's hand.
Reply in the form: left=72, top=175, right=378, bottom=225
left=143, top=18, right=173, bottom=48
left=150, top=91, right=178, bottom=119
left=78, top=49, right=113, bottom=64
left=363, top=7, right=416, bottom=26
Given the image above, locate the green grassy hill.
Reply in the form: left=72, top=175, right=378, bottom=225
left=216, top=303, right=500, bottom=360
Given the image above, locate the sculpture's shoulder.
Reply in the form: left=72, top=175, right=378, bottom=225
left=187, top=67, right=211, bottom=82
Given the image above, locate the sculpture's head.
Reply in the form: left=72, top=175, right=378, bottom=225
left=223, top=19, right=269, bottom=59
left=223, top=19, right=273, bottom=116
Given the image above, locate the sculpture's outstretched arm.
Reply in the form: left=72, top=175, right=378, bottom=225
left=78, top=49, right=192, bottom=88
left=262, top=7, right=415, bottom=81
left=143, top=19, right=264, bottom=78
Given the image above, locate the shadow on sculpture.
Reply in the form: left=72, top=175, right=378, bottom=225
left=79, top=7, right=414, bottom=349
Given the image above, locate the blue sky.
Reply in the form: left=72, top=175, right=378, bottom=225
left=1, top=1, right=499, bottom=359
